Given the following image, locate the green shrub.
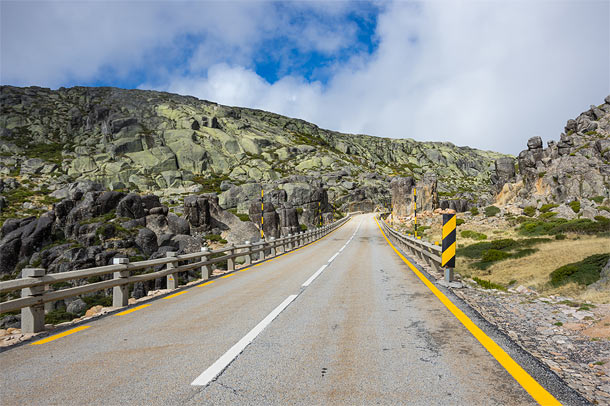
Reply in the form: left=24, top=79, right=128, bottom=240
left=511, top=248, right=538, bottom=259
left=481, top=249, right=511, bottom=262
left=296, top=207, right=304, bottom=215
left=472, top=277, right=506, bottom=291
left=206, top=234, right=228, bottom=244
left=470, top=207, right=479, bottom=216
left=82, top=294, right=112, bottom=308
left=45, top=308, right=77, bottom=324
left=539, top=212, right=557, bottom=220
left=523, top=206, right=536, bottom=217
left=549, top=253, right=610, bottom=287
left=460, top=230, right=487, bottom=240
left=591, top=196, right=605, bottom=204
left=569, top=200, right=581, bottom=213
left=539, top=203, right=559, bottom=213
left=484, top=206, right=500, bottom=217
left=456, top=218, right=465, bottom=226
left=300, top=224, right=308, bottom=231
left=598, top=206, right=610, bottom=213
left=518, top=216, right=610, bottom=236
left=555, top=234, right=567, bottom=240
left=538, top=171, right=546, bottom=178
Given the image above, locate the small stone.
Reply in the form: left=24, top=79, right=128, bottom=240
left=0, top=329, right=7, bottom=337
left=6, top=327, right=20, bottom=334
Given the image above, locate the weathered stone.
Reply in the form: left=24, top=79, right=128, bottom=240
left=66, top=298, right=87, bottom=315
left=116, top=193, right=145, bottom=219
left=135, top=227, right=158, bottom=256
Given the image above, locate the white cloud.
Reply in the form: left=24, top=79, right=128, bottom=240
left=157, top=1, right=609, bottom=154
left=2, top=1, right=609, bottom=154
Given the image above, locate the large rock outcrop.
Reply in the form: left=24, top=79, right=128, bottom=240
left=494, top=96, right=610, bottom=207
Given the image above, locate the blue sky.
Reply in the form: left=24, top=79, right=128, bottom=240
left=1, top=1, right=609, bottom=154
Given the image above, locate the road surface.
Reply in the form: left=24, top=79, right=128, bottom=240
left=0, top=214, right=587, bottom=405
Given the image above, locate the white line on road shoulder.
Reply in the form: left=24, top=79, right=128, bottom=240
left=191, top=294, right=298, bottom=387
left=327, top=252, right=339, bottom=263
left=302, top=265, right=328, bottom=287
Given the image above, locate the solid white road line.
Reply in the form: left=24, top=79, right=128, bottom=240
left=327, top=253, right=339, bottom=263
left=191, top=294, right=299, bottom=387
left=302, top=264, right=328, bottom=287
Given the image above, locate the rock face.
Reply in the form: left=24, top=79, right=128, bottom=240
left=390, top=174, right=439, bottom=217
left=494, top=96, right=610, bottom=207
left=0, top=85, right=507, bottom=218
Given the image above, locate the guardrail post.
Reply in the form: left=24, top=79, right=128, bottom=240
left=259, top=241, right=266, bottom=261
left=112, top=258, right=130, bottom=308
left=297, top=231, right=303, bottom=247
left=200, top=247, right=211, bottom=280
left=166, top=252, right=178, bottom=290
left=243, top=241, right=252, bottom=265
left=21, top=268, right=45, bottom=333
left=269, top=238, right=276, bottom=257
left=227, top=245, right=235, bottom=271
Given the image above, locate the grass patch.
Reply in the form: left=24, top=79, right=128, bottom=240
left=45, top=308, right=77, bottom=324
left=460, top=230, right=487, bottom=240
left=470, top=207, right=479, bottom=216
left=457, top=237, right=551, bottom=270
left=191, top=175, right=230, bottom=194
left=228, top=209, right=250, bottom=222
left=456, top=218, right=465, bottom=226
left=518, top=216, right=610, bottom=236
left=553, top=321, right=563, bottom=326
left=300, top=224, right=308, bottom=231
left=472, top=277, right=506, bottom=291
left=206, top=234, right=227, bottom=244
left=591, top=196, right=605, bottom=204
left=549, top=253, right=610, bottom=287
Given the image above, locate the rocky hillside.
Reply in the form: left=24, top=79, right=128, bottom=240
left=0, top=85, right=507, bottom=223
left=494, top=95, right=610, bottom=219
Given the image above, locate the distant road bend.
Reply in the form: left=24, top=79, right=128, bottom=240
left=0, top=214, right=588, bottom=405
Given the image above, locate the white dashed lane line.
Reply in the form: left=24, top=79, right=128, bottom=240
left=191, top=218, right=364, bottom=388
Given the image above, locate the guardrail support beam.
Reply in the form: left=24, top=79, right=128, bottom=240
left=227, top=245, right=235, bottom=271
left=112, top=258, right=130, bottom=308
left=21, top=268, right=45, bottom=333
left=243, top=242, right=252, bottom=265
left=200, top=247, right=211, bottom=279
left=166, top=252, right=178, bottom=290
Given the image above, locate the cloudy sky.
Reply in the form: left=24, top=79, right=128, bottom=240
left=1, top=1, right=609, bottom=154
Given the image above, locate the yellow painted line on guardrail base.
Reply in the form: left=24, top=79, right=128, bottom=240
left=375, top=217, right=560, bottom=406
left=115, top=304, right=151, bottom=316
left=197, top=281, right=215, bottom=287
left=30, top=325, right=90, bottom=345
left=163, top=291, right=186, bottom=300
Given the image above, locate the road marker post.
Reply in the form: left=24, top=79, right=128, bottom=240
left=260, top=189, right=264, bottom=240
left=21, top=268, right=46, bottom=333
left=442, top=213, right=456, bottom=282
left=413, top=187, right=417, bottom=238
left=112, top=258, right=130, bottom=308
left=201, top=247, right=212, bottom=279
left=166, top=252, right=178, bottom=289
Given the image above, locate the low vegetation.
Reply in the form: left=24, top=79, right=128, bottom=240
left=484, top=205, right=500, bottom=217
left=549, top=253, right=610, bottom=287
left=457, top=237, right=551, bottom=270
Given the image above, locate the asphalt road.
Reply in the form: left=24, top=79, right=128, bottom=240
left=0, top=214, right=588, bottom=405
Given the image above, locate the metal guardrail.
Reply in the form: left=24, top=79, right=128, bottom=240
left=1, top=215, right=351, bottom=333
left=378, top=214, right=442, bottom=272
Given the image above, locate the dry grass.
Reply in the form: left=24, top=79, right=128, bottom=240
left=458, top=236, right=610, bottom=303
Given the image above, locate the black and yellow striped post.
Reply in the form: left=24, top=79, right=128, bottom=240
left=260, top=189, right=264, bottom=239
left=442, top=213, right=456, bottom=282
left=413, top=187, right=417, bottom=238
left=318, top=201, right=322, bottom=226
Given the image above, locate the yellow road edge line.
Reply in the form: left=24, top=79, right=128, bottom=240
left=220, top=274, right=233, bottom=279
left=374, top=217, right=561, bottom=406
left=197, top=281, right=215, bottom=287
left=30, top=325, right=90, bottom=345
left=163, top=291, right=187, bottom=300
left=114, top=304, right=151, bottom=316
